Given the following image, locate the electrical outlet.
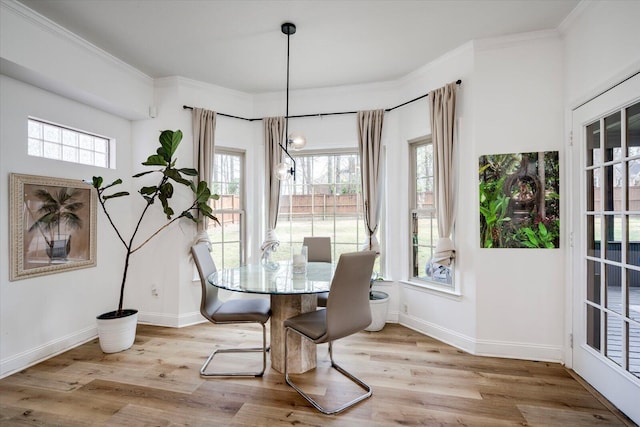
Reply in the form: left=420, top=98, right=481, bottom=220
left=402, top=304, right=408, bottom=314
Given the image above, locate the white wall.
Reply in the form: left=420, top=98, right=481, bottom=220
left=473, top=32, right=565, bottom=361
left=562, top=0, right=640, bottom=108
left=394, top=43, right=479, bottom=352
left=0, top=75, right=133, bottom=376
left=125, top=77, right=260, bottom=326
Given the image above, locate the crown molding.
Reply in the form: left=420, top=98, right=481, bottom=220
left=1, top=0, right=152, bottom=84
left=474, top=29, right=560, bottom=52
left=155, top=75, right=251, bottom=100
left=557, top=0, right=591, bottom=34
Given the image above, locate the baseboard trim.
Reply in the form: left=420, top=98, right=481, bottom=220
left=138, top=311, right=205, bottom=328
left=399, top=314, right=563, bottom=362
left=0, top=326, right=97, bottom=379
left=399, top=313, right=476, bottom=354
left=474, top=338, right=563, bottom=363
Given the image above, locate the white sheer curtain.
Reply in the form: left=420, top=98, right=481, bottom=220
left=429, top=82, right=458, bottom=266
left=261, top=117, right=285, bottom=255
left=192, top=108, right=216, bottom=240
left=357, top=109, right=384, bottom=254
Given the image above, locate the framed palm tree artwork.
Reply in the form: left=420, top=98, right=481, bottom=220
left=10, top=173, right=96, bottom=280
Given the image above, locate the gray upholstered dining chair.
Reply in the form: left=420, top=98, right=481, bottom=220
left=283, top=251, right=376, bottom=414
left=191, top=243, right=271, bottom=377
left=302, top=236, right=331, bottom=307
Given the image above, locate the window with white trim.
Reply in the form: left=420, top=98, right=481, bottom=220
left=27, top=118, right=112, bottom=168
left=410, top=136, right=453, bottom=287
left=275, top=150, right=382, bottom=274
left=208, top=148, right=245, bottom=269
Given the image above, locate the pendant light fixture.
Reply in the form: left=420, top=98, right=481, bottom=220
left=275, top=22, right=306, bottom=181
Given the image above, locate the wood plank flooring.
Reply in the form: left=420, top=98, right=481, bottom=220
left=0, top=323, right=636, bottom=426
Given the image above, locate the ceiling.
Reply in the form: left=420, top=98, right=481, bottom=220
left=18, top=0, right=580, bottom=94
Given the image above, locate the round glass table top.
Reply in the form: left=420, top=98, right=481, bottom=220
left=207, top=261, right=335, bottom=295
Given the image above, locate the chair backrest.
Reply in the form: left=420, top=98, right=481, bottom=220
left=324, top=251, right=376, bottom=341
left=191, top=243, right=223, bottom=322
left=303, top=237, right=332, bottom=263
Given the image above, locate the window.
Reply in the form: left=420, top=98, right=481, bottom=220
left=410, top=137, right=453, bottom=287
left=208, top=149, right=245, bottom=269
left=27, top=118, right=112, bottom=168
left=275, top=151, right=381, bottom=273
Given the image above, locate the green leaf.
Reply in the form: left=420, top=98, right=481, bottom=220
left=140, top=186, right=157, bottom=195
left=178, top=168, right=198, bottom=176
left=142, top=154, right=167, bottom=166
left=98, top=178, right=123, bottom=191
left=164, top=168, right=191, bottom=186
left=538, top=222, right=548, bottom=237
left=103, top=191, right=130, bottom=200
left=182, top=211, right=195, bottom=221
left=160, top=182, right=174, bottom=199
left=132, top=170, right=155, bottom=178
left=158, top=130, right=182, bottom=161
left=198, top=202, right=212, bottom=215
left=158, top=192, right=172, bottom=219
left=92, top=176, right=103, bottom=188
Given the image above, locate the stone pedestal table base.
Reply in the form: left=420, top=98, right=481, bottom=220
left=270, top=294, right=317, bottom=373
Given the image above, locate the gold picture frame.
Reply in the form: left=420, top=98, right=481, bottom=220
left=10, top=173, right=97, bottom=281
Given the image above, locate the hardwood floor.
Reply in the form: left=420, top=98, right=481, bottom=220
left=0, top=323, right=635, bottom=426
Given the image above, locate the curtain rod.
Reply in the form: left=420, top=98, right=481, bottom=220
left=182, top=79, right=461, bottom=122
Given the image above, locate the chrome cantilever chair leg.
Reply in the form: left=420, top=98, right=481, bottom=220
left=200, top=321, right=270, bottom=377
left=284, top=326, right=372, bottom=415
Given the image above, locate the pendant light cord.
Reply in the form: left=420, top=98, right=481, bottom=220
left=285, top=29, right=290, bottom=147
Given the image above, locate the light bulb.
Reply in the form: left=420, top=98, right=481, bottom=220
left=275, top=161, right=292, bottom=180
left=288, top=132, right=306, bottom=150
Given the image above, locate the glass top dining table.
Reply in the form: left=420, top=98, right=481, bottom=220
left=207, top=261, right=335, bottom=295
left=207, top=261, right=336, bottom=374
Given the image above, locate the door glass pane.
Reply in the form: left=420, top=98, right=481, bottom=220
left=587, top=120, right=601, bottom=166
left=626, top=102, right=640, bottom=157
left=629, top=160, right=640, bottom=211
left=628, top=216, right=640, bottom=267
left=587, top=169, right=595, bottom=211
left=591, top=167, right=601, bottom=211
left=587, top=214, right=598, bottom=257
left=605, top=313, right=624, bottom=368
left=630, top=274, right=640, bottom=322
left=604, top=215, right=622, bottom=260
left=606, top=264, right=623, bottom=314
left=629, top=322, right=640, bottom=378
left=605, top=112, right=622, bottom=162
left=587, top=304, right=601, bottom=351
left=603, top=165, right=616, bottom=211
left=587, top=259, right=601, bottom=304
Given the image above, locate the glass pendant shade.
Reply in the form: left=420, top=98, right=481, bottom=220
left=275, top=161, right=293, bottom=180
left=288, top=132, right=307, bottom=150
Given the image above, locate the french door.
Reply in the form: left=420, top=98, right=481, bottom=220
left=571, top=72, right=640, bottom=423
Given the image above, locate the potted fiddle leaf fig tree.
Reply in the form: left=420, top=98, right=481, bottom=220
left=91, top=129, right=218, bottom=353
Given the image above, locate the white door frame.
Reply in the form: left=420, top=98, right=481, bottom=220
left=570, top=71, right=640, bottom=424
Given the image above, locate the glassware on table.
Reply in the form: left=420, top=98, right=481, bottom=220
left=292, top=245, right=308, bottom=275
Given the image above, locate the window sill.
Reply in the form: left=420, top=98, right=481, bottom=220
left=399, top=279, right=462, bottom=299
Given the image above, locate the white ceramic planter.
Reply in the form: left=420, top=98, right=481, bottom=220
left=365, top=291, right=389, bottom=332
left=96, top=309, right=138, bottom=353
